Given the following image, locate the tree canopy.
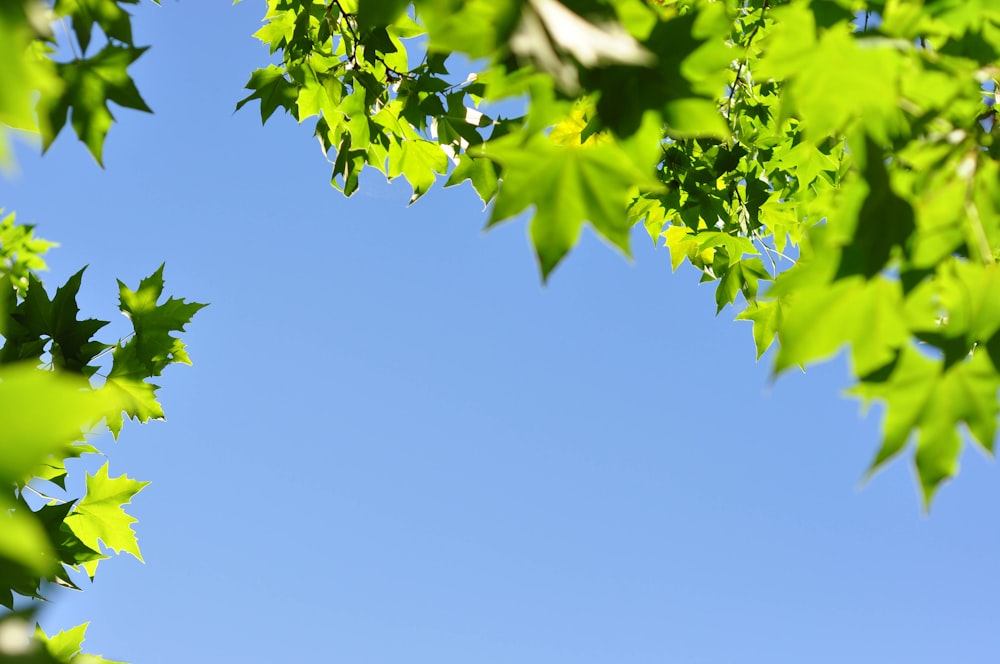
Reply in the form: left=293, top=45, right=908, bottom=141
left=2, top=0, right=1000, bottom=660
left=238, top=0, right=1000, bottom=506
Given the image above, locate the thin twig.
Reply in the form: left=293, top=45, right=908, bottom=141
left=60, top=18, right=80, bottom=60
left=726, top=2, right=768, bottom=131
left=23, top=484, right=66, bottom=504
left=753, top=231, right=797, bottom=269
left=329, top=0, right=411, bottom=82
left=90, top=332, right=134, bottom=363
left=957, top=150, right=995, bottom=265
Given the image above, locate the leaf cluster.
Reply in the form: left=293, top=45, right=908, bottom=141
left=0, top=3, right=207, bottom=661
left=0, top=221, right=204, bottom=662
left=241, top=0, right=1000, bottom=505
left=0, top=0, right=156, bottom=166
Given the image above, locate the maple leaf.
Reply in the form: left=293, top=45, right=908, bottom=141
left=36, top=500, right=104, bottom=569
left=934, top=261, right=1000, bottom=351
left=474, top=132, right=659, bottom=279
left=66, top=463, right=149, bottom=560
left=2, top=269, right=110, bottom=375
left=852, top=348, right=1000, bottom=506
left=444, top=153, right=499, bottom=205
left=37, top=622, right=128, bottom=664
left=662, top=225, right=715, bottom=271
left=773, top=141, right=839, bottom=187
left=114, top=264, right=207, bottom=376
left=736, top=299, right=783, bottom=359
left=0, top=4, right=56, bottom=158
left=0, top=495, right=57, bottom=596
left=836, top=137, right=915, bottom=279
left=236, top=65, right=298, bottom=123
left=41, top=45, right=152, bottom=165
left=54, top=0, right=134, bottom=54
left=103, top=265, right=204, bottom=437
left=102, top=377, right=164, bottom=438
left=0, top=366, right=120, bottom=602
left=0, top=212, right=57, bottom=293
left=715, top=257, right=771, bottom=313
left=388, top=138, right=449, bottom=204
left=0, top=365, right=114, bottom=480
left=774, top=275, right=911, bottom=377
left=33, top=442, right=100, bottom=490
left=37, top=623, right=90, bottom=663
left=357, top=0, right=410, bottom=30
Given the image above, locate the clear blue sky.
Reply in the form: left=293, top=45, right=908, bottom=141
left=5, top=2, right=1000, bottom=662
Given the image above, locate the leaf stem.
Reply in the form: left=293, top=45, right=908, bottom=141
left=23, top=483, right=65, bottom=504
left=60, top=18, right=80, bottom=60
left=91, top=333, right=135, bottom=363
left=329, top=0, right=411, bottom=83
left=960, top=150, right=995, bottom=265
left=752, top=231, right=797, bottom=270
left=726, top=1, right=768, bottom=131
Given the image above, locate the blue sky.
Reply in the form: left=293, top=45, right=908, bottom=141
left=4, top=2, right=1000, bottom=662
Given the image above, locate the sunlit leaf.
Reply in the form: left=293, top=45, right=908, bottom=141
left=66, top=463, right=149, bottom=560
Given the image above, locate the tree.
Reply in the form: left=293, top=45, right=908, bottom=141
left=0, top=2, right=203, bottom=661
left=2, top=0, right=1000, bottom=658
left=237, top=0, right=1000, bottom=506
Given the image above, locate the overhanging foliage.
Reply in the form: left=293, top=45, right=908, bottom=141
left=236, top=0, right=1000, bottom=506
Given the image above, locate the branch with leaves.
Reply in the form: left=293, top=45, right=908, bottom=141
left=1, top=2, right=203, bottom=661
left=240, top=0, right=1000, bottom=507
left=0, top=211, right=204, bottom=662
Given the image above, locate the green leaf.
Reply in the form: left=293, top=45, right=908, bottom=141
left=715, top=258, right=771, bottom=313
left=2, top=269, right=110, bottom=375
left=357, top=0, right=410, bottom=31
left=0, top=365, right=115, bottom=483
left=736, top=299, right=783, bottom=360
left=696, top=232, right=758, bottom=267
left=852, top=348, right=1000, bottom=506
left=936, top=261, right=1000, bottom=347
left=331, top=137, right=367, bottom=197
left=476, top=132, right=659, bottom=279
left=758, top=201, right=803, bottom=255
left=114, top=264, right=207, bottom=376
left=775, top=276, right=910, bottom=376
left=66, top=462, right=149, bottom=560
left=0, top=212, right=58, bottom=294
left=253, top=7, right=297, bottom=49
left=0, top=3, right=61, bottom=166
left=760, top=23, right=903, bottom=139
left=99, top=265, right=202, bottom=437
left=35, top=622, right=124, bottom=664
left=76, top=655, right=128, bottom=664
left=773, top=140, right=839, bottom=187
left=388, top=138, right=449, bottom=203
left=54, top=0, right=134, bottom=54
left=586, top=6, right=732, bottom=137
left=37, top=623, right=88, bottom=662
left=662, top=98, right=730, bottom=140
left=40, top=44, right=152, bottom=165
left=36, top=500, right=104, bottom=569
left=0, top=495, right=57, bottom=580
left=236, top=65, right=298, bottom=123
left=836, top=137, right=915, bottom=279
left=444, top=153, right=499, bottom=205
left=101, top=377, right=164, bottom=438
left=663, top=225, right=713, bottom=271
left=419, top=0, right=520, bottom=59
left=0, top=366, right=116, bottom=579
left=32, top=442, right=101, bottom=490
